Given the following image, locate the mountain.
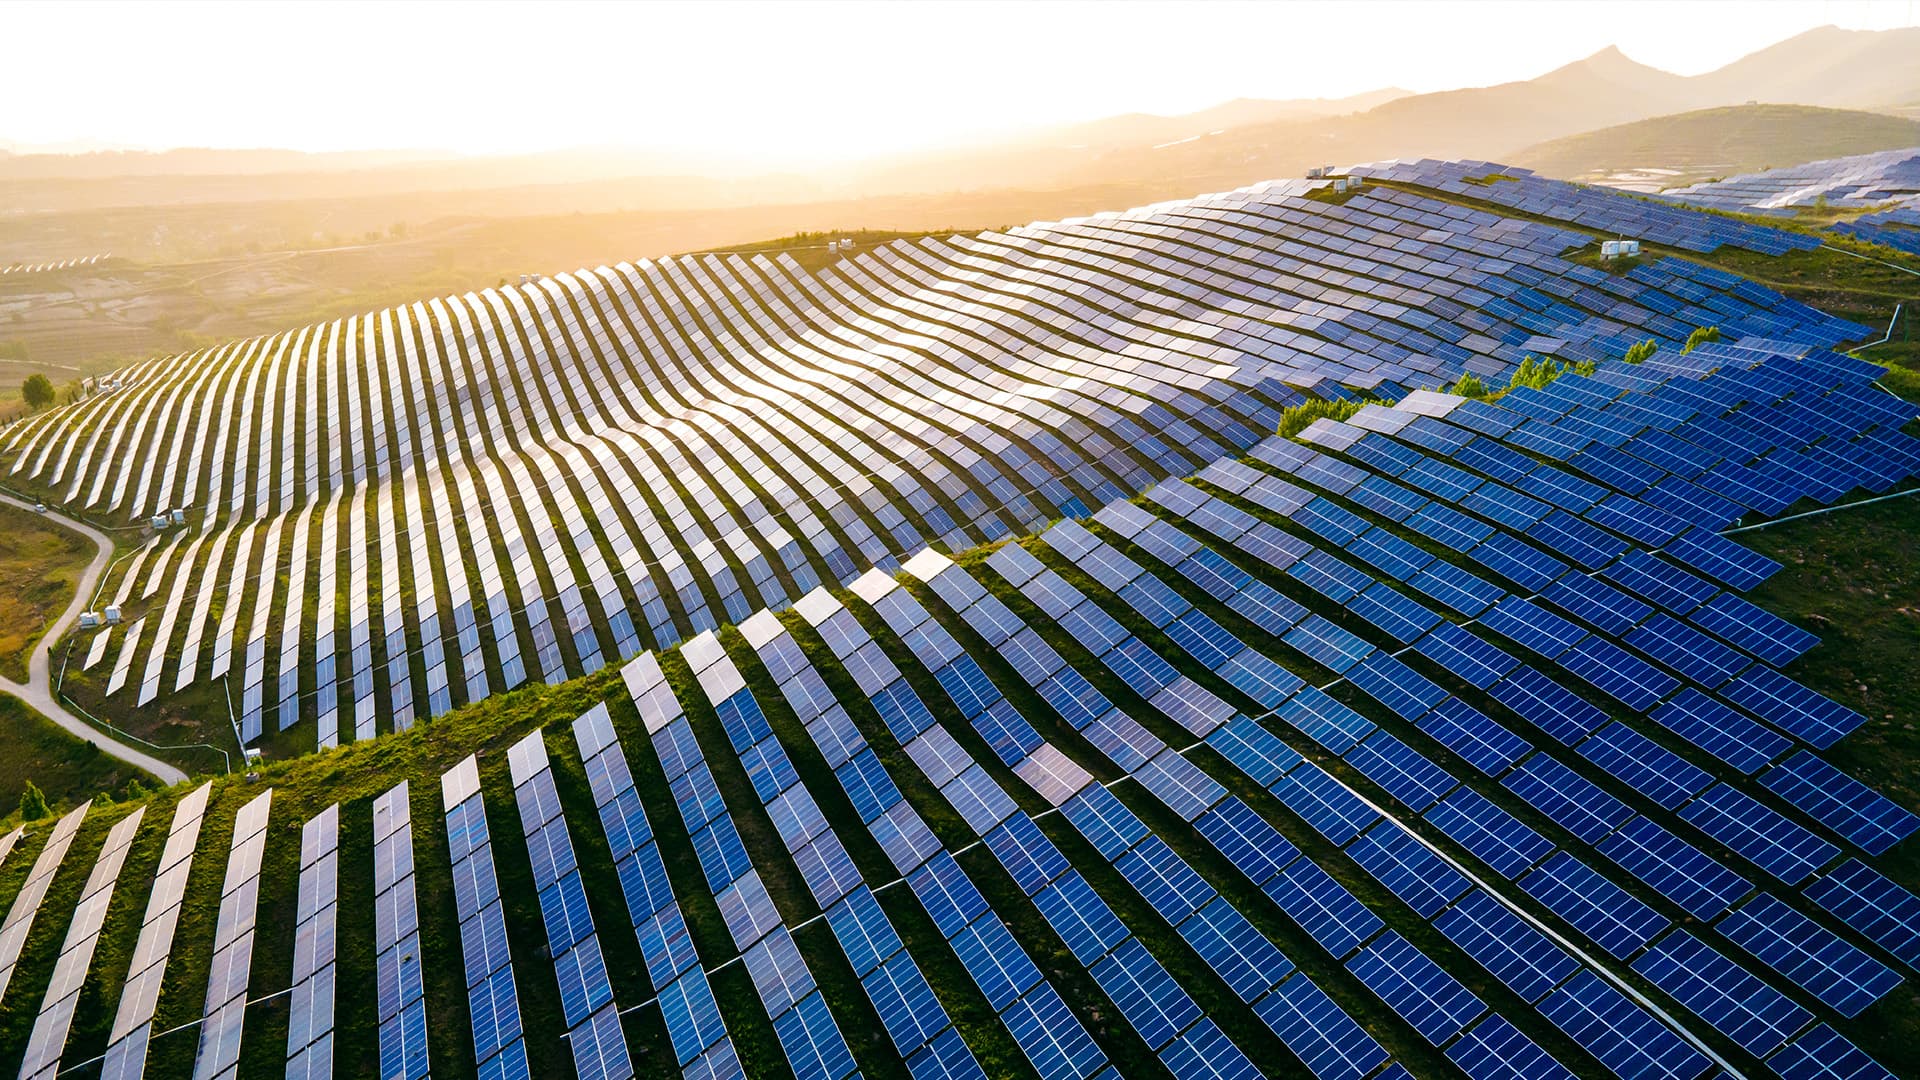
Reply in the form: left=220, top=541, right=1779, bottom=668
left=1690, top=25, right=1920, bottom=111
left=1511, top=104, right=1920, bottom=185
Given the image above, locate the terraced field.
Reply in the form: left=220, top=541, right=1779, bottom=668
left=0, top=162, right=1912, bottom=1080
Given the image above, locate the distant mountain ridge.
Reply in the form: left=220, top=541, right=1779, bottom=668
left=4, top=24, right=1919, bottom=216
left=1510, top=105, right=1920, bottom=186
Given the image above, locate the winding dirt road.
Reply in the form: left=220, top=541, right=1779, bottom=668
left=0, top=494, right=188, bottom=786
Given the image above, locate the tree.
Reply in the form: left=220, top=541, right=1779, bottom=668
left=1623, top=339, right=1658, bottom=365
left=1683, top=326, right=1722, bottom=354
left=21, top=373, right=54, bottom=410
left=18, top=780, right=48, bottom=821
left=1449, top=372, right=1487, bottom=398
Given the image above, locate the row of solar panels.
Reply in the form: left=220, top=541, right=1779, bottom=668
left=1356, top=160, right=1823, bottom=257
left=0, top=347, right=1912, bottom=1078
left=19, top=159, right=1872, bottom=756
left=1659, top=148, right=1920, bottom=213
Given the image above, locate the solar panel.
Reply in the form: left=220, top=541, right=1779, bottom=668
left=1720, top=667, right=1867, bottom=749
left=1417, top=698, right=1532, bottom=777
left=1346, top=929, right=1486, bottom=1043
left=1254, top=974, right=1390, bottom=1080
left=1768, top=1024, right=1896, bottom=1080
left=1502, top=753, right=1632, bottom=844
left=190, top=789, right=272, bottom=1080
left=1646, top=688, right=1789, bottom=775
left=1424, top=788, right=1553, bottom=879
left=1804, top=859, right=1920, bottom=971
left=1631, top=930, right=1811, bottom=1056
left=1445, top=1014, right=1577, bottom=1080
left=1601, top=815, right=1752, bottom=920
left=1761, top=751, right=1920, bottom=856
left=98, top=782, right=212, bottom=1080
left=18, top=805, right=145, bottom=1080
left=1520, top=851, right=1670, bottom=959
left=1680, top=783, right=1838, bottom=885
left=1263, top=857, right=1384, bottom=958
left=1718, top=894, right=1902, bottom=1018
left=1488, top=666, right=1608, bottom=745
left=1435, top=888, right=1579, bottom=1003
left=1538, top=970, right=1712, bottom=1080
left=1577, top=722, right=1712, bottom=810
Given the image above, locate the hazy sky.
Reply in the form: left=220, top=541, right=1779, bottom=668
left=8, top=0, right=1916, bottom=163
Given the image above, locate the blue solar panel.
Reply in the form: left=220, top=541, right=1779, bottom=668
left=1521, top=851, right=1670, bottom=959
left=1060, top=785, right=1151, bottom=862
left=1117, top=835, right=1215, bottom=925
left=1502, top=753, right=1632, bottom=844
left=1204, top=716, right=1302, bottom=787
left=1254, top=974, right=1390, bottom=1080
left=1539, top=970, right=1712, bottom=1080
left=1625, top=613, right=1751, bottom=688
left=1435, top=888, right=1578, bottom=1003
left=1346, top=822, right=1471, bottom=917
left=1577, top=722, right=1712, bottom=810
left=1445, top=1014, right=1577, bottom=1080
left=1527, top=511, right=1627, bottom=569
left=1272, top=762, right=1381, bottom=846
left=1001, top=982, right=1107, bottom=1080
left=1718, top=894, right=1902, bottom=1018
left=1686, top=592, right=1818, bottom=667
left=1631, top=930, right=1811, bottom=1056
left=1488, top=666, right=1608, bottom=745
left=1467, top=531, right=1567, bottom=592
left=1768, top=1025, right=1896, bottom=1080
left=1178, top=896, right=1295, bottom=1003
left=1346, top=581, right=1441, bottom=644
left=1664, top=527, right=1780, bottom=591
left=1601, top=549, right=1717, bottom=615
left=1560, top=636, right=1678, bottom=711
left=1162, top=1017, right=1260, bottom=1080
left=1693, top=780, right=1829, bottom=887
left=1424, top=788, right=1553, bottom=879
left=1263, top=858, right=1384, bottom=958
left=1407, top=559, right=1504, bottom=616
left=1289, top=550, right=1375, bottom=603
left=1092, top=938, right=1201, bottom=1051
left=1195, top=797, right=1298, bottom=886
left=1413, top=623, right=1520, bottom=689
left=1034, top=870, right=1129, bottom=966
left=1347, top=930, right=1486, bottom=1044
left=1344, top=731, right=1456, bottom=812
left=1646, top=688, right=1789, bottom=774
left=1804, top=859, right=1920, bottom=971
left=1599, top=815, right=1752, bottom=921
left=1542, top=572, right=1652, bottom=636
left=1762, top=751, right=1920, bottom=856
left=1275, top=687, right=1375, bottom=755
left=1348, top=651, right=1448, bottom=721
left=1720, top=667, right=1867, bottom=750
left=1417, top=698, right=1532, bottom=777
left=1477, top=597, right=1586, bottom=659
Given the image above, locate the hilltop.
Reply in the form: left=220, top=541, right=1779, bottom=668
left=1511, top=105, right=1920, bottom=188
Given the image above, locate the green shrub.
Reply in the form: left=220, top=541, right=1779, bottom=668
left=1683, top=326, right=1723, bottom=353
left=1449, top=372, right=1488, bottom=398
left=22, top=374, right=54, bottom=410
left=18, top=780, right=47, bottom=820
left=1277, top=398, right=1366, bottom=439
left=1623, top=339, right=1658, bottom=365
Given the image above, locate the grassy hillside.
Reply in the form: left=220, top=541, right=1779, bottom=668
left=0, top=501, right=93, bottom=681
left=1512, top=105, right=1920, bottom=186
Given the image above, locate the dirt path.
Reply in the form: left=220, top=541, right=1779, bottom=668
left=0, top=494, right=187, bottom=785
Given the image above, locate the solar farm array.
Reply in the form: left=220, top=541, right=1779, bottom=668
left=0, top=335, right=1914, bottom=1080
left=1660, top=148, right=1920, bottom=214
left=0, top=255, right=109, bottom=276
left=1, top=168, right=1866, bottom=755
left=1828, top=204, right=1920, bottom=256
